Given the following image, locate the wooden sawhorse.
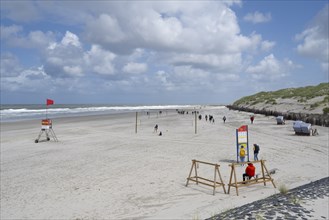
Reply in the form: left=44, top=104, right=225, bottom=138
left=227, top=160, right=276, bottom=196
left=186, top=159, right=226, bottom=195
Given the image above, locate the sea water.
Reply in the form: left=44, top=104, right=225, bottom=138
left=0, top=104, right=198, bottom=122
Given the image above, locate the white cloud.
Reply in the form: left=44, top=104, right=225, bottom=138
left=123, top=62, right=147, bottom=74
left=155, top=70, right=176, bottom=91
left=1, top=66, right=51, bottom=92
left=169, top=53, right=243, bottom=73
left=44, top=31, right=84, bottom=77
left=0, top=53, right=22, bottom=77
left=0, top=25, right=55, bottom=49
left=63, top=65, right=83, bottom=76
left=61, top=31, right=81, bottom=48
left=2, top=1, right=294, bottom=103
left=1, top=1, right=40, bottom=22
left=84, top=45, right=116, bottom=76
left=0, top=25, right=23, bottom=39
left=246, top=54, right=289, bottom=80
left=244, top=11, right=272, bottom=24
left=85, top=14, right=126, bottom=44
left=261, top=40, right=276, bottom=52
left=216, top=74, right=240, bottom=81
left=82, top=2, right=264, bottom=55
left=295, top=4, right=328, bottom=72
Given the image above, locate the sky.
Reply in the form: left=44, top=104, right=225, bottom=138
left=1, top=0, right=328, bottom=105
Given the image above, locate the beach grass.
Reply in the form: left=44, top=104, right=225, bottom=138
left=233, top=82, right=329, bottom=109
left=278, top=184, right=289, bottom=195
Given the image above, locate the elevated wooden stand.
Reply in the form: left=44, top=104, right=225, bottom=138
left=186, top=160, right=226, bottom=195
left=227, top=160, right=276, bottom=196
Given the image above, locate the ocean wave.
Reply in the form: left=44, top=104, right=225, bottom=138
left=0, top=105, right=197, bottom=122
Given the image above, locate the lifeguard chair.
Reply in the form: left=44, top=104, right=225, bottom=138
left=35, top=119, right=58, bottom=143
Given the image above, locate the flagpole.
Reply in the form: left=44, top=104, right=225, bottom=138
left=46, top=99, right=54, bottom=119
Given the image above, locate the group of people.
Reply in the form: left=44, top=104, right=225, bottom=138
left=221, top=115, right=255, bottom=124
left=197, top=114, right=215, bottom=123
left=239, top=143, right=260, bottom=182
left=239, top=143, right=260, bottom=162
left=154, top=114, right=260, bottom=182
left=154, top=124, right=162, bottom=136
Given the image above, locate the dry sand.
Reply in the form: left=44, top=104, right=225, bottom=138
left=1, top=106, right=328, bottom=219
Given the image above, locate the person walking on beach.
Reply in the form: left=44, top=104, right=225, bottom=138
left=154, top=124, right=158, bottom=133
left=223, top=116, right=226, bottom=123
left=253, top=144, right=260, bottom=161
left=250, top=115, right=255, bottom=124
left=239, top=145, right=246, bottom=164
left=243, top=163, right=255, bottom=182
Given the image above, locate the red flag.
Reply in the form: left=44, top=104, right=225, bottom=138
left=46, top=99, right=54, bottom=106
left=238, top=125, right=247, bottom=132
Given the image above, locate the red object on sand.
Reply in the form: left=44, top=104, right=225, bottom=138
left=46, top=99, right=54, bottom=106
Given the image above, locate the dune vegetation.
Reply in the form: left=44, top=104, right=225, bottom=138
left=233, top=83, right=329, bottom=114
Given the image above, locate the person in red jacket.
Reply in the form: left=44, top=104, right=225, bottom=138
left=243, top=163, right=255, bottom=182
left=250, top=115, right=255, bottom=124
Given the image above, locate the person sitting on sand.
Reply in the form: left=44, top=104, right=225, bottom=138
left=159, top=131, right=162, bottom=136
left=243, top=163, right=255, bottom=182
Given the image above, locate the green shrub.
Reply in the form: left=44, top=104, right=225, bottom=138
left=266, top=99, right=277, bottom=105
left=290, top=195, right=301, bottom=205
left=298, top=98, right=306, bottom=103
left=279, top=184, right=289, bottom=194
left=323, top=96, right=329, bottom=102
left=323, top=107, right=329, bottom=115
left=310, top=103, right=320, bottom=109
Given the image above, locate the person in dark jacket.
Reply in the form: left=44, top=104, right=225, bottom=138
left=253, top=144, right=260, bottom=161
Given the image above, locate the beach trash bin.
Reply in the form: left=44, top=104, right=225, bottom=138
left=276, top=116, right=285, bottom=124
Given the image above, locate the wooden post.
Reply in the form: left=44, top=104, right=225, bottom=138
left=217, top=166, right=227, bottom=194
left=228, top=165, right=234, bottom=194
left=261, top=160, right=266, bottom=186
left=195, top=111, right=197, bottom=134
left=213, top=165, right=217, bottom=195
left=135, top=112, right=138, bottom=133
left=194, top=161, right=198, bottom=184
left=232, top=164, right=239, bottom=196
left=186, top=160, right=195, bottom=186
left=261, top=160, right=277, bottom=188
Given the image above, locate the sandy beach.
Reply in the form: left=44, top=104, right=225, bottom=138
left=1, top=106, right=328, bottom=219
